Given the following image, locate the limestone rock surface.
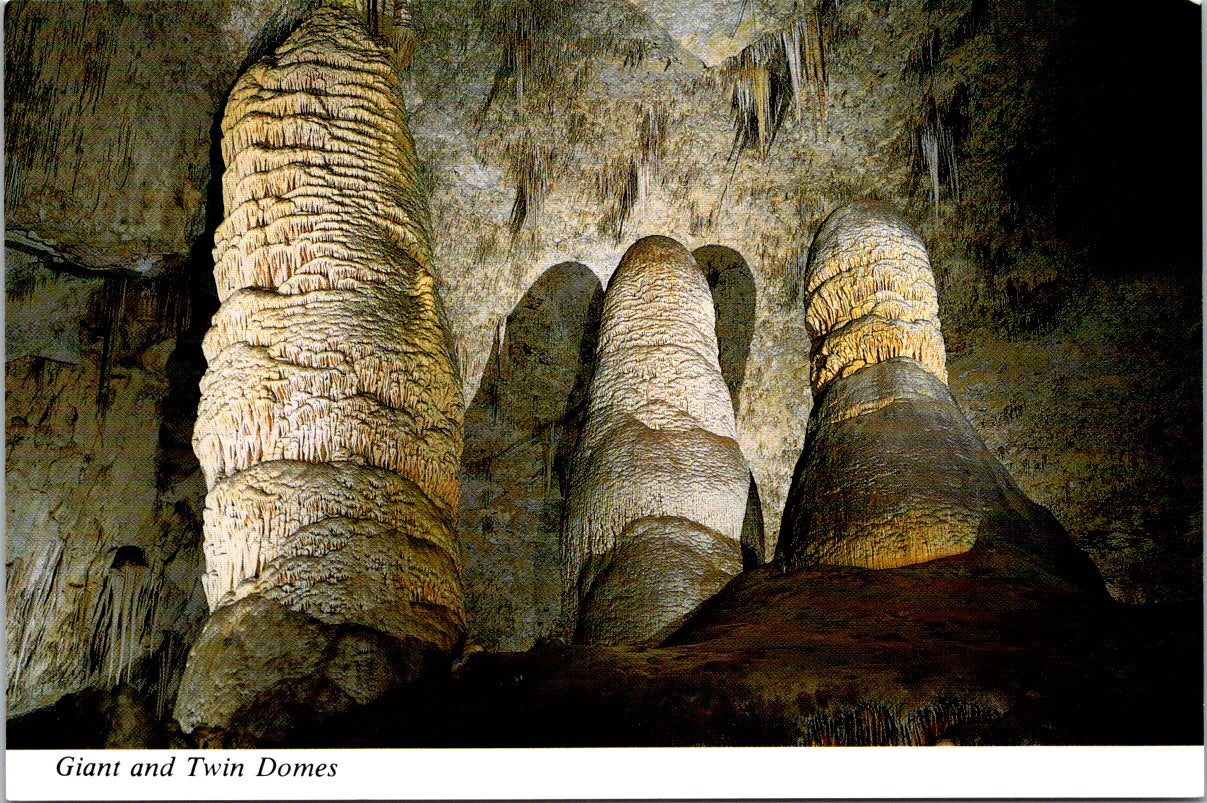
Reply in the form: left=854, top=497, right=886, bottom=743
left=801, top=201, right=946, bottom=397
left=575, top=515, right=744, bottom=645
left=300, top=549, right=1195, bottom=749
left=6, top=356, right=206, bottom=717
left=3, top=0, right=317, bottom=271
left=175, top=3, right=465, bottom=732
left=947, top=279, right=1203, bottom=604
left=172, top=596, right=446, bottom=739
left=5, top=262, right=208, bottom=719
left=627, top=0, right=798, bottom=67
left=4, top=0, right=1200, bottom=747
left=563, top=236, right=751, bottom=644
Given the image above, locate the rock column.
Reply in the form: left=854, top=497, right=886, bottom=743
left=175, top=2, right=465, bottom=733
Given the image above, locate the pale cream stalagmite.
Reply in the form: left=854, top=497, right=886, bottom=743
left=175, top=1, right=464, bottom=731
left=564, top=236, right=750, bottom=645
left=801, top=201, right=947, bottom=397
left=779, top=200, right=1078, bottom=573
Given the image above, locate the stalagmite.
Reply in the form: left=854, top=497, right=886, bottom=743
left=174, top=1, right=465, bottom=733
left=800, top=201, right=945, bottom=397
left=564, top=236, right=750, bottom=645
left=778, top=202, right=1100, bottom=585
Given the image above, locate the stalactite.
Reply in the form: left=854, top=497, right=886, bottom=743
left=782, top=14, right=826, bottom=135
left=941, top=121, right=960, bottom=201
left=480, top=0, right=572, bottom=116
left=907, top=31, right=962, bottom=206
left=805, top=11, right=826, bottom=112
left=88, top=561, right=160, bottom=689
left=749, top=61, right=773, bottom=154
left=636, top=104, right=668, bottom=203
left=919, top=117, right=960, bottom=206
left=594, top=158, right=640, bottom=243
left=711, top=7, right=828, bottom=157
left=175, top=2, right=465, bottom=733
left=5, top=539, right=66, bottom=701
left=564, top=237, right=750, bottom=645
left=95, top=274, right=129, bottom=409
left=782, top=26, right=804, bottom=126
left=588, top=103, right=669, bottom=242
left=148, top=633, right=191, bottom=722
left=724, top=38, right=778, bottom=156
left=503, top=137, right=555, bottom=235
left=922, top=128, right=941, bottom=206
left=545, top=424, right=555, bottom=498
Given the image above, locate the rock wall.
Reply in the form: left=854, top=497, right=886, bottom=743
left=947, top=276, right=1203, bottom=604
left=563, top=236, right=750, bottom=645
left=174, top=3, right=465, bottom=732
left=5, top=257, right=207, bottom=718
left=457, top=262, right=602, bottom=650
left=628, top=0, right=798, bottom=67
left=3, top=0, right=317, bottom=271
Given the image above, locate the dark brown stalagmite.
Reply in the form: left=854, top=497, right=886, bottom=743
left=174, top=2, right=465, bottom=734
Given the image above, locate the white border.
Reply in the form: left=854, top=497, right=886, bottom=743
left=5, top=746, right=1205, bottom=800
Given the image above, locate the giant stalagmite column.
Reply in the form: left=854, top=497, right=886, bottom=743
left=563, top=236, right=751, bottom=645
left=778, top=201, right=1103, bottom=590
left=174, top=1, right=465, bottom=733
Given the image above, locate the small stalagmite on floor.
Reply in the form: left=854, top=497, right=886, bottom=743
left=174, top=0, right=465, bottom=734
left=563, top=236, right=753, bottom=645
left=778, top=201, right=1103, bottom=589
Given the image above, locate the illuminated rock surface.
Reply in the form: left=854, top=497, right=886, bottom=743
left=5, top=267, right=206, bottom=719
left=563, top=236, right=751, bottom=644
left=3, top=0, right=1200, bottom=749
left=800, top=202, right=946, bottom=395
left=778, top=202, right=1106, bottom=581
left=174, top=3, right=465, bottom=733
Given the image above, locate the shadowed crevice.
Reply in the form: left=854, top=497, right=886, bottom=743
left=458, top=261, right=604, bottom=650
left=693, top=245, right=756, bottom=411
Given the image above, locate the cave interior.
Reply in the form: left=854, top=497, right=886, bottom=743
left=3, top=0, right=1203, bottom=749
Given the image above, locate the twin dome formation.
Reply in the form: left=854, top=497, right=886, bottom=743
left=174, top=2, right=1098, bottom=732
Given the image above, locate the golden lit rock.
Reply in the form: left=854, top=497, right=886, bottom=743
left=781, top=202, right=1001, bottom=569
left=175, top=3, right=464, bottom=732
